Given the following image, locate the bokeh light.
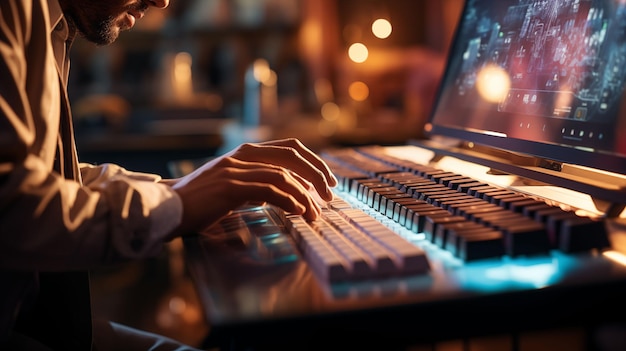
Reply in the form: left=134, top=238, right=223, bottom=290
left=321, top=102, right=341, bottom=121
left=348, top=43, right=369, bottom=63
left=372, top=19, right=392, bottom=39
left=475, top=64, right=511, bottom=103
left=349, top=81, right=369, bottom=101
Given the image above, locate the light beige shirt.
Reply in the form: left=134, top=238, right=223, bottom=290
left=0, top=0, right=183, bottom=341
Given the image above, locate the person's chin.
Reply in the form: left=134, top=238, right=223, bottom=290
left=85, top=29, right=120, bottom=46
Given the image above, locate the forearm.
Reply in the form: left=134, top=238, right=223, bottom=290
left=0, top=160, right=183, bottom=271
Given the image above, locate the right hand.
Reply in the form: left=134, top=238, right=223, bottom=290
left=165, top=138, right=338, bottom=238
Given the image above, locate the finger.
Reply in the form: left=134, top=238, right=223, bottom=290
left=224, top=166, right=322, bottom=220
left=231, top=142, right=336, bottom=201
left=259, top=138, right=338, bottom=186
left=288, top=170, right=330, bottom=206
left=232, top=180, right=320, bottom=221
left=219, top=158, right=327, bottom=205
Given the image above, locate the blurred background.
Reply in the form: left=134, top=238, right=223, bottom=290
left=77, top=0, right=464, bottom=348
left=71, top=0, right=462, bottom=176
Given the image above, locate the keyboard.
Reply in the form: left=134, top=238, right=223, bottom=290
left=199, top=145, right=612, bottom=285
left=185, top=145, right=626, bottom=350
left=321, top=146, right=611, bottom=259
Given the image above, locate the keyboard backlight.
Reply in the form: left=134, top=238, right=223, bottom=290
left=483, top=261, right=557, bottom=289
left=459, top=257, right=559, bottom=292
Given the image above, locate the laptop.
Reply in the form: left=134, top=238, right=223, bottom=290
left=183, top=0, right=626, bottom=349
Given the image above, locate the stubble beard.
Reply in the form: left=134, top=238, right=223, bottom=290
left=62, top=5, right=120, bottom=46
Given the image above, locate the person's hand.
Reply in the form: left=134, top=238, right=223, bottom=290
left=165, top=138, right=338, bottom=238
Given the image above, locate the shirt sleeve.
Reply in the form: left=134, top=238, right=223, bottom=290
left=0, top=0, right=183, bottom=271
left=1, top=160, right=185, bottom=273
left=0, top=156, right=184, bottom=272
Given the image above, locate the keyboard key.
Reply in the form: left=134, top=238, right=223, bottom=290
left=457, top=181, right=488, bottom=193
left=457, top=230, right=505, bottom=262
left=423, top=215, right=467, bottom=244
left=559, top=216, right=611, bottom=253
left=318, top=146, right=611, bottom=267
left=503, top=221, right=550, bottom=256
left=441, top=222, right=490, bottom=253
left=509, top=198, right=547, bottom=213
left=410, top=207, right=451, bottom=233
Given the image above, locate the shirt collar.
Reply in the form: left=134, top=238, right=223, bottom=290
left=47, top=0, right=64, bottom=33
left=47, top=0, right=76, bottom=84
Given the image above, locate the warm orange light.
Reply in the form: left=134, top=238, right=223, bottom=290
left=348, top=43, right=368, bottom=63
left=372, top=19, right=392, bottom=39
left=172, top=52, right=193, bottom=101
left=604, top=250, right=626, bottom=267
left=321, top=102, right=340, bottom=121
left=253, top=58, right=272, bottom=83
left=349, top=81, right=369, bottom=101
left=173, top=52, right=192, bottom=82
left=476, top=64, right=511, bottom=103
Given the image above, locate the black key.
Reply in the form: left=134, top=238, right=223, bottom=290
left=534, top=207, right=571, bottom=223
left=371, top=188, right=404, bottom=212
left=523, top=203, right=559, bottom=218
left=429, top=172, right=458, bottom=183
left=439, top=175, right=472, bottom=187
left=482, top=190, right=516, bottom=202
left=387, top=197, right=421, bottom=222
left=350, top=178, right=381, bottom=198
left=398, top=179, right=436, bottom=194
left=366, top=186, right=397, bottom=207
left=410, top=183, right=448, bottom=197
left=441, top=222, right=490, bottom=251
left=559, top=216, right=611, bottom=253
left=404, top=182, right=441, bottom=197
left=393, top=198, right=428, bottom=223
left=448, top=178, right=483, bottom=190
left=380, top=193, right=412, bottom=217
left=423, top=215, right=467, bottom=243
left=475, top=211, right=525, bottom=227
left=397, top=201, right=430, bottom=229
left=491, top=194, right=529, bottom=208
left=442, top=197, right=487, bottom=212
left=461, top=204, right=504, bottom=220
left=410, top=207, right=451, bottom=234
left=431, top=193, right=476, bottom=208
left=407, top=164, right=439, bottom=177
left=418, top=189, right=458, bottom=203
left=457, top=181, right=488, bottom=193
left=457, top=230, right=505, bottom=262
left=378, top=172, right=415, bottom=186
left=503, top=221, right=550, bottom=256
left=545, top=211, right=581, bottom=248
left=509, top=198, right=546, bottom=213
left=467, top=185, right=498, bottom=197
left=422, top=169, right=451, bottom=180
left=404, top=203, right=442, bottom=232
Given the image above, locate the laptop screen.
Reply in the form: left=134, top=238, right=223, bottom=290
left=426, top=0, right=626, bottom=175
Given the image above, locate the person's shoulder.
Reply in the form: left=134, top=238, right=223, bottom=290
left=0, top=0, right=48, bottom=15
left=0, top=0, right=57, bottom=41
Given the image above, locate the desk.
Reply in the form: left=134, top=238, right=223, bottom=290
left=183, top=215, right=626, bottom=351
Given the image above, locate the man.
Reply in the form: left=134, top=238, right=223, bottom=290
left=0, top=0, right=337, bottom=350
